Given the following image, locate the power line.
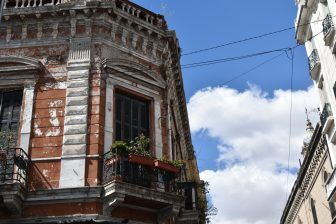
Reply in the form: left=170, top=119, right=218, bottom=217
left=181, top=47, right=292, bottom=69
left=182, top=16, right=331, bottom=57
left=187, top=49, right=292, bottom=106
left=285, top=47, right=295, bottom=203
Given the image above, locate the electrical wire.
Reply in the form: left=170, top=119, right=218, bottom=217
left=187, top=50, right=289, bottom=106
left=286, top=47, right=295, bottom=202
left=182, top=16, right=332, bottom=57
left=181, top=47, right=292, bottom=69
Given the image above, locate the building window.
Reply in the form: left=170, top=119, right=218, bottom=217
left=0, top=90, right=23, bottom=148
left=330, top=202, right=336, bottom=219
left=311, top=198, right=319, bottom=224
left=115, top=92, right=149, bottom=142
left=333, top=82, right=336, bottom=99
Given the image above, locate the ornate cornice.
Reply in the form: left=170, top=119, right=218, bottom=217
left=281, top=124, right=327, bottom=224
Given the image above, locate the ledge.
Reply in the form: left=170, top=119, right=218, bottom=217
left=325, top=28, right=336, bottom=46
left=322, top=116, right=334, bottom=134
left=327, top=167, right=336, bottom=201
left=310, top=62, right=321, bottom=81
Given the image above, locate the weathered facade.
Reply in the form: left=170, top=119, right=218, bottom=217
left=0, top=0, right=202, bottom=223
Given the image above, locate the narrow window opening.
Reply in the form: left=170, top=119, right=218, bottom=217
left=115, top=93, right=149, bottom=142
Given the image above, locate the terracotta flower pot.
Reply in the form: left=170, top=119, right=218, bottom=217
left=128, top=154, right=154, bottom=167
left=154, top=160, right=179, bottom=173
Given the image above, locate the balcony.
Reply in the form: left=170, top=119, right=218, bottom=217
left=177, top=182, right=199, bottom=223
left=323, top=14, right=335, bottom=46
left=0, top=148, right=30, bottom=216
left=102, top=152, right=185, bottom=223
left=320, top=103, right=334, bottom=134
left=327, top=168, right=336, bottom=202
left=308, top=49, right=321, bottom=80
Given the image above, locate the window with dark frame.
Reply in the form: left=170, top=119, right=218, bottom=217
left=115, top=93, right=149, bottom=142
left=311, top=198, right=319, bottom=224
left=0, top=90, right=23, bottom=148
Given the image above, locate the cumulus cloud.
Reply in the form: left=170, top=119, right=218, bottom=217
left=187, top=84, right=319, bottom=224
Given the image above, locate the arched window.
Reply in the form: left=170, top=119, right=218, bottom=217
left=311, top=198, right=319, bottom=224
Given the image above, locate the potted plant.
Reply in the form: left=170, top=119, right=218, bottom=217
left=154, top=157, right=184, bottom=173
left=106, top=141, right=128, bottom=166
left=128, top=134, right=154, bottom=167
left=0, top=131, right=16, bottom=162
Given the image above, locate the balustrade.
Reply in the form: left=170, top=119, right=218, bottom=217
left=0, top=148, right=30, bottom=186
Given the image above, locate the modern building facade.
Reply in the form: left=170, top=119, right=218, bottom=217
left=282, top=0, right=336, bottom=223
left=0, top=0, right=203, bottom=223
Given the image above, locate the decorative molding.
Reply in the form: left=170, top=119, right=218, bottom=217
left=103, top=58, right=166, bottom=88
left=283, top=133, right=327, bottom=224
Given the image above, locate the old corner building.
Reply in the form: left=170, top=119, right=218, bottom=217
left=282, top=0, right=336, bottom=223
left=0, top=0, right=204, bottom=223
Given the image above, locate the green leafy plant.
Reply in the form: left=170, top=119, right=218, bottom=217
left=128, top=133, right=151, bottom=157
left=0, top=131, right=17, bottom=150
left=109, top=134, right=152, bottom=158
left=198, top=181, right=217, bottom=224
left=157, top=156, right=185, bottom=168
left=110, top=141, right=128, bottom=156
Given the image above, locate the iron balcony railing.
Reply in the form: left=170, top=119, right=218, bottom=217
left=177, top=182, right=199, bottom=210
left=0, top=148, right=30, bottom=186
left=323, top=14, right=334, bottom=36
left=102, top=152, right=181, bottom=193
left=320, top=103, right=333, bottom=127
left=308, top=49, right=320, bottom=72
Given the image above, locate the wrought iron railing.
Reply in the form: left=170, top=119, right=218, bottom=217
left=0, top=148, right=30, bottom=186
left=323, top=14, right=334, bottom=36
left=102, top=152, right=181, bottom=193
left=177, top=182, right=198, bottom=210
left=320, top=103, right=333, bottom=127
left=308, top=49, right=320, bottom=72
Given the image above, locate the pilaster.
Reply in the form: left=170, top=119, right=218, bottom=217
left=59, top=38, right=91, bottom=188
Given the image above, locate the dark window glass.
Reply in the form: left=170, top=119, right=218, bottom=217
left=311, top=198, right=319, bottom=224
left=330, top=202, right=336, bottom=219
left=115, top=93, right=149, bottom=142
left=0, top=90, right=23, bottom=148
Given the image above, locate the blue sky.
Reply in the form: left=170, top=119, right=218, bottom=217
left=132, top=1, right=318, bottom=223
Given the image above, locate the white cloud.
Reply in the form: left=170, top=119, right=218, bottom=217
left=187, top=84, right=319, bottom=224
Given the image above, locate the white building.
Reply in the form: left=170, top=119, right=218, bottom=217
left=295, top=0, right=336, bottom=212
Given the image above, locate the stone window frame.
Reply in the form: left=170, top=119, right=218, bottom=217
left=0, top=56, right=41, bottom=154
left=103, top=58, right=166, bottom=158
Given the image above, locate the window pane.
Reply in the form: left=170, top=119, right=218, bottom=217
left=116, top=122, right=122, bottom=140
left=132, top=127, right=139, bottom=140
left=140, top=104, right=147, bottom=130
left=132, top=101, right=139, bottom=126
left=123, top=124, right=130, bottom=141
left=115, top=93, right=149, bottom=142
left=124, top=98, right=131, bottom=124
left=116, top=96, right=122, bottom=122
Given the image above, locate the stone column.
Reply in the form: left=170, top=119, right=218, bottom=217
left=59, top=38, right=91, bottom=188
